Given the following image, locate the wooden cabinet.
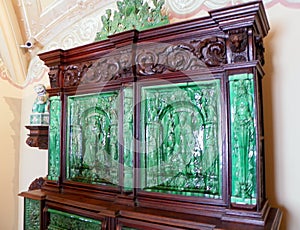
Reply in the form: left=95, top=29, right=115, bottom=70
left=19, top=1, right=282, bottom=229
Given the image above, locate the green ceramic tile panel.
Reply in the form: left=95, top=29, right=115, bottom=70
left=48, top=96, right=61, bottom=181
left=47, top=209, right=101, bottom=230
left=24, top=198, right=40, bottom=230
left=66, top=91, right=120, bottom=186
left=229, top=73, right=257, bottom=205
left=30, top=113, right=49, bottom=125
left=141, top=80, right=222, bottom=198
left=123, top=87, right=134, bottom=189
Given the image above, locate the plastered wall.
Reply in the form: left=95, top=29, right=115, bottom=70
left=263, top=5, right=300, bottom=229
left=0, top=80, right=22, bottom=230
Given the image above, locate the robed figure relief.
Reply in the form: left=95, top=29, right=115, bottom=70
left=142, top=80, right=222, bottom=198
left=67, top=92, right=119, bottom=185
left=230, top=74, right=257, bottom=205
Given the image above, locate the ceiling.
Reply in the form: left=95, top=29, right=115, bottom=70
left=1, top=0, right=299, bottom=87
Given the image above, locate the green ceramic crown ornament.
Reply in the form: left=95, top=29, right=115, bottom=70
left=95, top=0, right=169, bottom=41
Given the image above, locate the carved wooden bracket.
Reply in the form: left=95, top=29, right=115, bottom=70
left=25, top=125, right=48, bottom=150
left=28, top=177, right=46, bottom=191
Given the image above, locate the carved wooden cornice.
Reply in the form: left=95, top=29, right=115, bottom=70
left=39, top=1, right=269, bottom=90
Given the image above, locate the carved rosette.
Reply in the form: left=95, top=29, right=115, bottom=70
left=228, top=28, right=248, bottom=63
left=194, top=37, right=227, bottom=66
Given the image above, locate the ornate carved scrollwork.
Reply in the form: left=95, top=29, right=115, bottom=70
left=83, top=60, right=119, bottom=83
left=136, top=49, right=166, bottom=76
left=195, top=37, right=227, bottom=66
left=52, top=38, right=227, bottom=85
left=165, top=44, right=200, bottom=71
left=228, top=28, right=248, bottom=63
left=64, top=63, right=92, bottom=87
left=62, top=50, right=133, bottom=86
left=136, top=37, right=226, bottom=76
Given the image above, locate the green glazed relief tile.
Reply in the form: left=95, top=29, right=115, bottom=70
left=48, top=209, right=101, bottom=229
left=123, top=87, right=134, bottom=189
left=141, top=80, right=222, bottom=198
left=229, top=73, right=257, bottom=205
left=24, top=198, right=40, bottom=230
left=66, top=91, right=120, bottom=186
left=48, top=96, right=61, bottom=181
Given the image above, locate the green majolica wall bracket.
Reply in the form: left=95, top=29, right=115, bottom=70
left=95, top=0, right=169, bottom=41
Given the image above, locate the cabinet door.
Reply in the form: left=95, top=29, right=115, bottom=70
left=65, top=91, right=121, bottom=186
left=139, top=80, right=223, bottom=199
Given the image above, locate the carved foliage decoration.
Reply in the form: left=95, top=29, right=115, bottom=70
left=62, top=50, right=132, bottom=87
left=64, top=62, right=92, bottom=87
left=83, top=50, right=132, bottom=83
left=195, top=37, right=227, bottom=66
left=136, top=37, right=226, bottom=76
left=52, top=37, right=226, bottom=87
left=28, top=177, right=45, bottom=191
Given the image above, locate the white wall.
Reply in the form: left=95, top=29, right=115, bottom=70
left=263, top=5, right=300, bottom=230
left=0, top=80, right=22, bottom=230
left=18, top=77, right=49, bottom=230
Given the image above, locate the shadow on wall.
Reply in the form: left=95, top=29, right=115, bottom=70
left=263, top=27, right=287, bottom=230
left=3, top=96, right=22, bottom=230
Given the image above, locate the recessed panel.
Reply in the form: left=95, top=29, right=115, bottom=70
left=140, top=80, right=222, bottom=198
left=66, top=91, right=120, bottom=186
